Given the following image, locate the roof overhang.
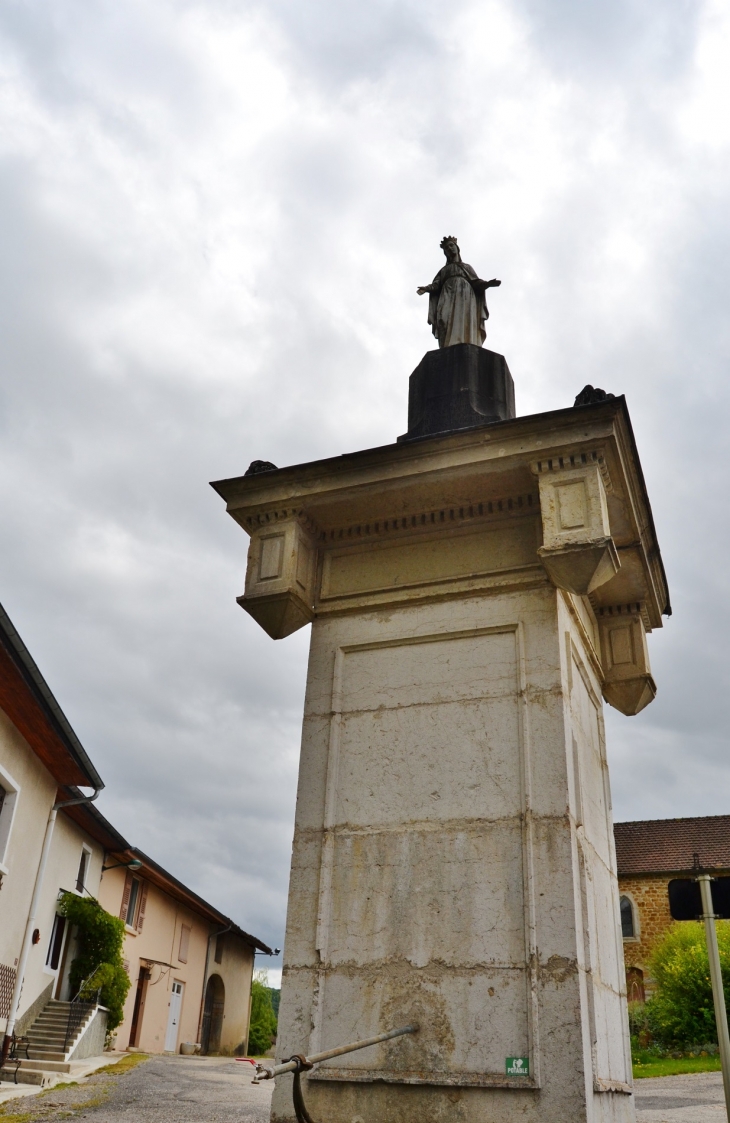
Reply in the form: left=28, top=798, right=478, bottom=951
left=0, top=603, right=103, bottom=790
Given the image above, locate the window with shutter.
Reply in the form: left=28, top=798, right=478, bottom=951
left=46, top=914, right=66, bottom=970
left=136, top=881, right=148, bottom=931
left=119, top=872, right=133, bottom=921
left=76, top=849, right=89, bottom=894
left=125, top=878, right=141, bottom=925
left=179, top=924, right=191, bottom=963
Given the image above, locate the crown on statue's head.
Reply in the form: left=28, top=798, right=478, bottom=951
left=440, top=235, right=458, bottom=249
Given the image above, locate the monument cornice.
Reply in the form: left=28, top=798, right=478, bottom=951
left=211, top=395, right=669, bottom=631
left=211, top=399, right=623, bottom=513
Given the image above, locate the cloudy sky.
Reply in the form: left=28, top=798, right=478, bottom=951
left=2, top=0, right=730, bottom=970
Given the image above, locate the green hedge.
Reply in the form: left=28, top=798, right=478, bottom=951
left=629, top=920, right=730, bottom=1052
left=247, top=974, right=278, bottom=1055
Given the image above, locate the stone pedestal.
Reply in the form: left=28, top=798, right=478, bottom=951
left=212, top=394, right=669, bottom=1123
left=399, top=344, right=515, bottom=441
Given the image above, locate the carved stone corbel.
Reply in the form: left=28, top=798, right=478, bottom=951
left=238, top=514, right=318, bottom=639
left=532, top=451, right=620, bottom=596
left=597, top=603, right=656, bottom=716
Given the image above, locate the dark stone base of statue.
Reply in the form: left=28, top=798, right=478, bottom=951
left=398, top=343, right=515, bottom=443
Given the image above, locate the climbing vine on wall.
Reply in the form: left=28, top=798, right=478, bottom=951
left=59, top=892, right=131, bottom=1031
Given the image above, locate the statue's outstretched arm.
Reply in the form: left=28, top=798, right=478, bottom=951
left=417, top=284, right=436, bottom=295
left=471, top=277, right=501, bottom=292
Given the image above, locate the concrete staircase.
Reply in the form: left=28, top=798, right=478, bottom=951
left=0, top=1000, right=97, bottom=1086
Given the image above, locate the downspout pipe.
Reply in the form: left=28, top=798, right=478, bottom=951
left=1, top=786, right=102, bottom=1061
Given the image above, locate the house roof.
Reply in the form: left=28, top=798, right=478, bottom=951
left=90, top=806, right=271, bottom=954
left=0, top=601, right=104, bottom=792
left=615, top=815, right=730, bottom=876
left=122, top=847, right=273, bottom=954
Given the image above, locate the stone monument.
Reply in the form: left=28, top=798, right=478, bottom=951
left=212, top=243, right=669, bottom=1123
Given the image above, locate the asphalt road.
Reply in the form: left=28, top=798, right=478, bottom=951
left=0, top=1056, right=274, bottom=1123
left=1, top=1057, right=725, bottom=1123
left=633, top=1071, right=725, bottom=1121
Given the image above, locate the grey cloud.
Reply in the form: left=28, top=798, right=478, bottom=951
left=1, top=0, right=730, bottom=961
left=515, top=0, right=701, bottom=83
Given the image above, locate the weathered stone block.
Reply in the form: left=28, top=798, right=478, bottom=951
left=598, top=604, right=656, bottom=716
left=237, top=516, right=317, bottom=639
left=533, top=452, right=620, bottom=595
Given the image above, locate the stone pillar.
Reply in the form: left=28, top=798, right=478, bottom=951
left=212, top=391, right=668, bottom=1123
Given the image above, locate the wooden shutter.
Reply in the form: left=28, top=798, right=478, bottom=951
left=178, top=925, right=191, bottom=964
left=119, top=872, right=133, bottom=921
left=136, top=881, right=148, bottom=931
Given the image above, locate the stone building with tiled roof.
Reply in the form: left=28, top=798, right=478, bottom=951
left=614, top=814, right=730, bottom=1001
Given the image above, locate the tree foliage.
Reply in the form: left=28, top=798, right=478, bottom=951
left=247, top=971, right=278, bottom=1055
left=59, top=892, right=131, bottom=1032
left=646, top=920, right=730, bottom=1046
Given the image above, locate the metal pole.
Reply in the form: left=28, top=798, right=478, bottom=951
left=255, top=1024, right=418, bottom=1080
left=698, top=874, right=730, bottom=1119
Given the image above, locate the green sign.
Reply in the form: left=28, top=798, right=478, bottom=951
left=505, top=1056, right=529, bottom=1076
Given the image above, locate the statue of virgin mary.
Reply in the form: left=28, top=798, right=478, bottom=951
left=417, top=237, right=501, bottom=348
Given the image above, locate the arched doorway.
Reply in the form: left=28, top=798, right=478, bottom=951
left=201, top=974, right=225, bottom=1054
left=626, top=966, right=645, bottom=1004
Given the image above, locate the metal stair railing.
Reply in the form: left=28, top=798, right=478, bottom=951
left=63, top=965, right=103, bottom=1057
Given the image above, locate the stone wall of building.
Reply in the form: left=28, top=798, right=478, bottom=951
left=618, top=874, right=673, bottom=993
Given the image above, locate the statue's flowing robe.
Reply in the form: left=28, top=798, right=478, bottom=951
left=427, top=261, right=488, bottom=348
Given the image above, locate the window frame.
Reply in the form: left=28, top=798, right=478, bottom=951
left=45, top=913, right=68, bottom=973
left=178, top=924, right=191, bottom=964
left=0, top=762, right=20, bottom=876
left=75, top=845, right=92, bottom=894
left=620, top=893, right=639, bottom=941
left=125, top=876, right=141, bottom=927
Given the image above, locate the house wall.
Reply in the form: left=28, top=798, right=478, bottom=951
left=203, top=933, right=255, bottom=1054
left=26, top=811, right=104, bottom=1007
left=98, top=867, right=212, bottom=1054
left=0, top=707, right=103, bottom=1032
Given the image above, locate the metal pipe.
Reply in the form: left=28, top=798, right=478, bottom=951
left=255, top=1024, right=418, bottom=1080
left=698, top=874, right=730, bottom=1120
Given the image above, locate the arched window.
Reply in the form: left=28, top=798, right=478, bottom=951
left=620, top=895, right=635, bottom=938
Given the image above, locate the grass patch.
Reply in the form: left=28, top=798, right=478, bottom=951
left=633, top=1054, right=723, bottom=1078
left=65, top=1090, right=110, bottom=1114
left=94, top=1052, right=149, bottom=1076
left=0, top=1053, right=149, bottom=1120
